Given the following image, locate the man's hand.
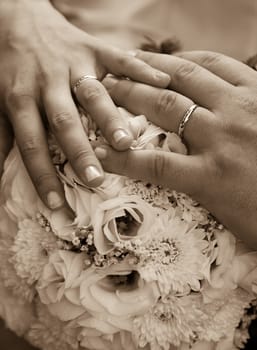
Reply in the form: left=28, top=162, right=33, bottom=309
left=96, top=50, right=257, bottom=248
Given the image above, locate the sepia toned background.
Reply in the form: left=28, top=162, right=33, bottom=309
left=1, top=0, right=256, bottom=348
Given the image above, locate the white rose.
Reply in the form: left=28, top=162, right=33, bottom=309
left=92, top=172, right=125, bottom=200
left=1, top=146, right=93, bottom=242
left=37, top=250, right=86, bottom=321
left=80, top=261, right=160, bottom=332
left=92, top=195, right=157, bottom=254
left=39, top=163, right=102, bottom=241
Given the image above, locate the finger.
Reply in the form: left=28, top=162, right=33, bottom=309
left=72, top=76, right=134, bottom=150
left=6, top=94, right=65, bottom=209
left=99, top=48, right=171, bottom=88
left=95, top=145, right=205, bottom=196
left=176, top=51, right=256, bottom=86
left=135, top=50, right=234, bottom=109
left=43, top=80, right=105, bottom=188
left=104, top=76, right=215, bottom=150
left=0, top=115, right=13, bottom=177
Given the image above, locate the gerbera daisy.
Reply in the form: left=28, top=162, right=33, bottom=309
left=136, top=210, right=210, bottom=295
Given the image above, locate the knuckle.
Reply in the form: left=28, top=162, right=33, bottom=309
left=149, top=153, right=167, bottom=182
left=50, top=111, right=75, bottom=132
left=6, top=90, right=35, bottom=112
left=116, top=53, right=148, bottom=74
left=72, top=148, right=93, bottom=165
left=155, top=91, right=177, bottom=115
left=34, top=172, right=57, bottom=189
left=173, top=62, right=199, bottom=83
left=198, top=52, right=223, bottom=67
left=117, top=54, right=133, bottom=69
left=82, top=84, right=104, bottom=103
left=20, top=136, right=41, bottom=157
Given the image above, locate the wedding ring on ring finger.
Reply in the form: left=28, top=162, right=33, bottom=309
left=73, top=75, right=98, bottom=95
left=178, top=104, right=199, bottom=140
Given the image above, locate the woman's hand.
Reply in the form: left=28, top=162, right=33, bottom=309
left=97, top=50, right=257, bottom=248
left=0, top=0, right=170, bottom=210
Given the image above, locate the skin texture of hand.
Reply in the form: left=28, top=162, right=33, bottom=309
left=96, top=50, right=257, bottom=248
left=0, top=0, right=170, bottom=210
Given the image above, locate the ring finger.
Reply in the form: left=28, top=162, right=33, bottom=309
left=71, top=72, right=134, bottom=150
left=43, top=77, right=105, bottom=188
left=104, top=76, right=215, bottom=150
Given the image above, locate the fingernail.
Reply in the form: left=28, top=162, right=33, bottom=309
left=95, top=147, right=108, bottom=160
left=85, top=165, right=102, bottom=182
left=103, top=76, right=118, bottom=91
left=47, top=191, right=64, bottom=210
left=113, top=129, right=130, bottom=144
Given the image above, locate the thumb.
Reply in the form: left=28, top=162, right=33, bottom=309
left=95, top=145, right=205, bottom=197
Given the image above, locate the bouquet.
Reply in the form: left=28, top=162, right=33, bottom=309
left=0, top=107, right=256, bottom=350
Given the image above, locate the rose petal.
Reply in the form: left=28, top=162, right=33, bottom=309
left=48, top=296, right=86, bottom=321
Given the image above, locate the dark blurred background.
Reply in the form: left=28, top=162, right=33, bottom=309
left=0, top=319, right=38, bottom=350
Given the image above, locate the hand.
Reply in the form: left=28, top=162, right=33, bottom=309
left=96, top=50, right=257, bottom=248
left=0, top=0, right=170, bottom=210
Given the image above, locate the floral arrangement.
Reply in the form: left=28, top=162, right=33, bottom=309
left=0, top=107, right=256, bottom=350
